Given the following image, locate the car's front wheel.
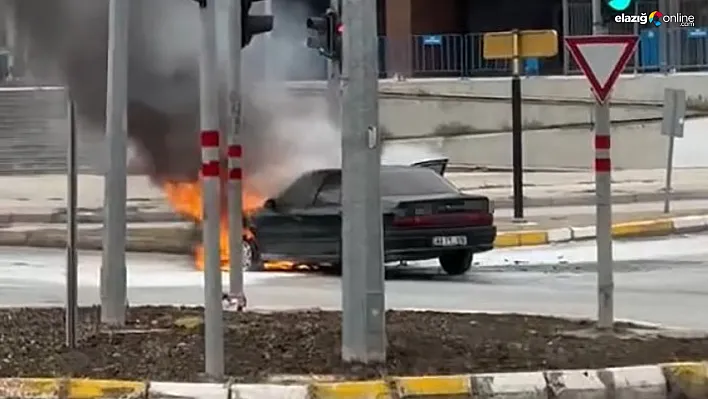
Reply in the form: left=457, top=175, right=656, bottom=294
left=439, top=250, right=473, bottom=275
left=242, top=238, right=264, bottom=272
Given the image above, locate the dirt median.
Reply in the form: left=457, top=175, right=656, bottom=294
left=0, top=307, right=707, bottom=382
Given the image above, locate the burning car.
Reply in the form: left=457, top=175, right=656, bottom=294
left=244, top=159, right=497, bottom=275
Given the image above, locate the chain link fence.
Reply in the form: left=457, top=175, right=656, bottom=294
left=0, top=85, right=101, bottom=175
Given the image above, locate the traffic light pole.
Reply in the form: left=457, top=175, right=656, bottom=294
left=340, top=0, right=385, bottom=363
left=226, top=0, right=246, bottom=310
left=198, top=0, right=225, bottom=379
left=326, top=0, right=341, bottom=126
left=101, top=0, right=129, bottom=326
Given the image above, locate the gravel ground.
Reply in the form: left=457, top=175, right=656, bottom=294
left=1, top=306, right=707, bottom=382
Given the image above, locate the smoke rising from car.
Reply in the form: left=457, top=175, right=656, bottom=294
left=14, top=0, right=341, bottom=198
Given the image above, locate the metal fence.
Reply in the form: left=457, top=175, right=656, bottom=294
left=375, top=27, right=708, bottom=79
left=373, top=0, right=708, bottom=78
left=0, top=85, right=100, bottom=175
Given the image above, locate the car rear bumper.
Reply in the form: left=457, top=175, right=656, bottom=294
left=259, top=225, right=497, bottom=265
left=384, top=225, right=496, bottom=261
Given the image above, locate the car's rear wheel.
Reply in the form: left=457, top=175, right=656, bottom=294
left=242, top=238, right=264, bottom=272
left=439, top=250, right=473, bottom=275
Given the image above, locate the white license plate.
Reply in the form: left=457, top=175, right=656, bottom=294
left=432, top=235, right=467, bottom=247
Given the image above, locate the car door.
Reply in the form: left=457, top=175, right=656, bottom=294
left=250, top=171, right=334, bottom=259
left=301, top=171, right=342, bottom=241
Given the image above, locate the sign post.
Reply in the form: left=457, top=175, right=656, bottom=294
left=483, top=29, right=558, bottom=221
left=564, top=35, right=638, bottom=330
left=661, top=88, right=686, bottom=214
left=66, top=99, right=78, bottom=349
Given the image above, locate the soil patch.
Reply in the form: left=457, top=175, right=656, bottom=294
left=1, top=307, right=706, bottom=382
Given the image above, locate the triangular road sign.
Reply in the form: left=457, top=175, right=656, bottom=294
left=565, top=35, right=638, bottom=103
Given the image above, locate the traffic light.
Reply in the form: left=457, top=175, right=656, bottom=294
left=600, top=1, right=623, bottom=24
left=242, top=0, right=274, bottom=48
left=306, top=8, right=341, bottom=61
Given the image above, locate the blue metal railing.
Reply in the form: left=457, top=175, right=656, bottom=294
left=302, top=27, right=708, bottom=80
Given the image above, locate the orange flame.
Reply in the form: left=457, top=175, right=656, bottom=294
left=162, top=176, right=293, bottom=271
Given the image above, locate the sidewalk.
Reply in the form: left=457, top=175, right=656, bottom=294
left=0, top=202, right=706, bottom=255
left=447, top=167, right=708, bottom=207
left=0, top=170, right=706, bottom=222
left=0, top=173, right=706, bottom=254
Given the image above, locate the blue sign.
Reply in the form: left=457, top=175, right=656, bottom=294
left=688, top=28, right=708, bottom=39
left=422, top=35, right=442, bottom=46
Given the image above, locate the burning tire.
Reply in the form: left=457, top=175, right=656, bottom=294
left=243, top=237, right=264, bottom=272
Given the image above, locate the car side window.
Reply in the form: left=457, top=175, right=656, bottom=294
left=277, top=175, right=314, bottom=209
left=313, top=173, right=342, bottom=206
left=277, top=171, right=330, bottom=209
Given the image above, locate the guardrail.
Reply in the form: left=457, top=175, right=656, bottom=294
left=376, top=27, right=708, bottom=79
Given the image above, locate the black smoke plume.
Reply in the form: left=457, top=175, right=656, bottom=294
left=12, top=0, right=339, bottom=196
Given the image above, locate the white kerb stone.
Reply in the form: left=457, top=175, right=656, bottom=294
left=149, top=382, right=228, bottom=399
left=472, top=371, right=547, bottom=398
left=571, top=225, right=596, bottom=240
left=672, top=215, right=707, bottom=232
left=607, top=365, right=666, bottom=398
left=231, top=384, right=309, bottom=399
left=547, top=227, right=573, bottom=243
left=544, top=370, right=607, bottom=399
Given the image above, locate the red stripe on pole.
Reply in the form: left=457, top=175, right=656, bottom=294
left=200, top=130, right=219, bottom=147
left=229, top=168, right=242, bottom=180
left=201, top=161, right=221, bottom=177
left=595, top=135, right=610, bottom=150
left=595, top=158, right=611, bottom=172
left=228, top=144, right=242, bottom=158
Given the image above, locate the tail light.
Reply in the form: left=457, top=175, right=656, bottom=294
left=392, top=212, right=493, bottom=228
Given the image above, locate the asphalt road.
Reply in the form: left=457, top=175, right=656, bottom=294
left=0, top=234, right=707, bottom=329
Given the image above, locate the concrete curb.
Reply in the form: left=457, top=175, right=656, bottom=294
left=494, top=214, right=708, bottom=248
left=1, top=362, right=706, bottom=398
left=0, top=211, right=183, bottom=225
left=0, top=215, right=705, bottom=254
left=0, top=226, right=194, bottom=254
left=0, top=378, right=145, bottom=399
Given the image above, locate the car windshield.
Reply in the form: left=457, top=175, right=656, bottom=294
left=311, top=167, right=457, bottom=206
left=381, top=168, right=457, bottom=196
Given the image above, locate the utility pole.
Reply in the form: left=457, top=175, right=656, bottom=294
left=4, top=1, right=16, bottom=79
left=326, top=0, right=341, bottom=125
left=66, top=99, right=78, bottom=348
left=226, top=0, right=246, bottom=310
left=262, top=0, right=273, bottom=81
left=340, top=0, right=385, bottom=362
left=591, top=0, right=614, bottom=329
left=197, top=0, right=225, bottom=379
left=101, top=0, right=129, bottom=326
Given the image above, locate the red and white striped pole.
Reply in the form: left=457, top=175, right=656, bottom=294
left=594, top=99, right=613, bottom=330
left=226, top=0, right=246, bottom=310
left=197, top=0, right=224, bottom=379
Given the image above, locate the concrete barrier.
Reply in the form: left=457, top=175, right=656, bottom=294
left=4, top=361, right=707, bottom=398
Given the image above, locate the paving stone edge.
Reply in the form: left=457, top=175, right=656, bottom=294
left=495, top=214, right=708, bottom=247
left=0, top=215, right=704, bottom=254
left=0, top=361, right=706, bottom=398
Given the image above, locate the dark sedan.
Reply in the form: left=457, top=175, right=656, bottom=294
left=244, top=160, right=496, bottom=275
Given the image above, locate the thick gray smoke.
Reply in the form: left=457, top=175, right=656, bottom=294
left=13, top=0, right=341, bottom=198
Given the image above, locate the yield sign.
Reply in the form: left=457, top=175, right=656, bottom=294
left=565, top=35, right=638, bottom=103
